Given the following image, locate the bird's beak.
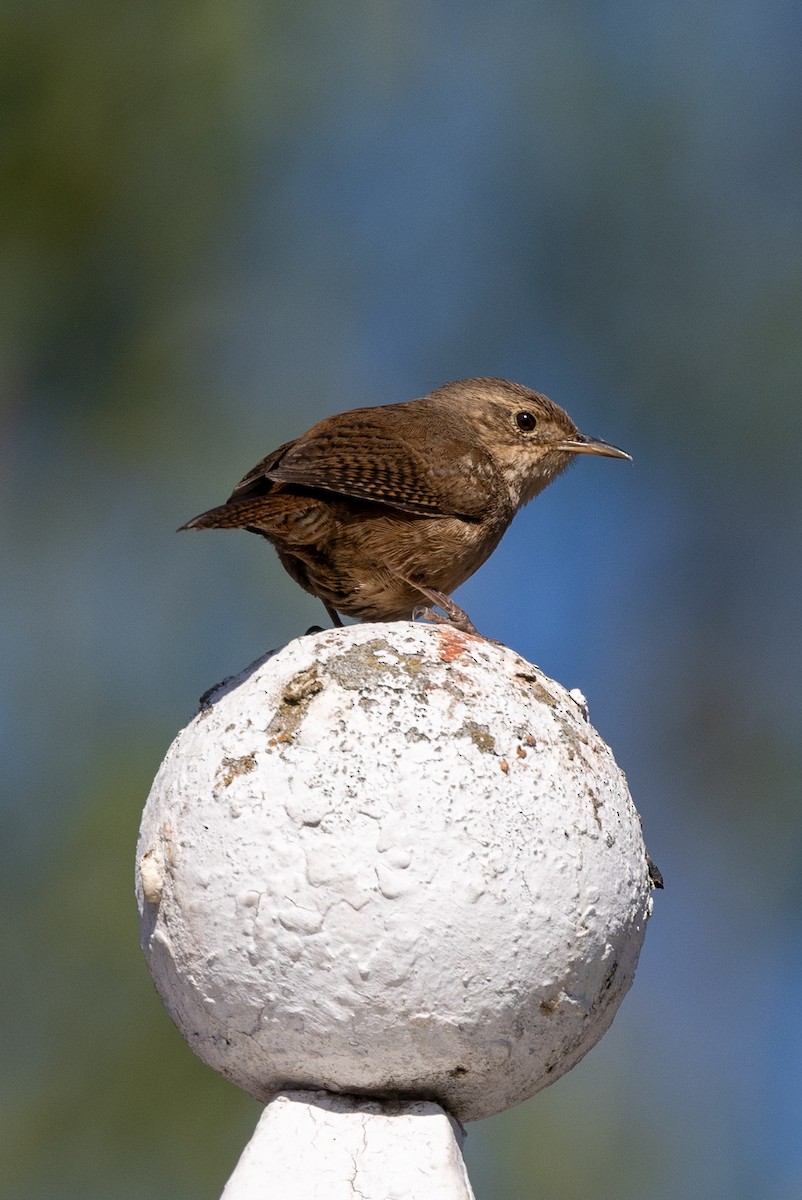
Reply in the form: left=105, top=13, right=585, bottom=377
left=555, top=434, right=632, bottom=461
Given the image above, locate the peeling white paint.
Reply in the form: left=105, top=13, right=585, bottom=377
left=137, top=623, right=653, bottom=1124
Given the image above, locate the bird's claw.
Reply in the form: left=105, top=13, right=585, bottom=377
left=412, top=604, right=448, bottom=627
left=412, top=603, right=480, bottom=637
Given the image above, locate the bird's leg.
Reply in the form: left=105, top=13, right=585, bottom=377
left=324, top=603, right=344, bottom=628
left=305, top=603, right=341, bottom=636
left=409, top=585, right=480, bottom=637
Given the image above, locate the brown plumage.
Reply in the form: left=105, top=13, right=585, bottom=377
left=180, top=377, right=630, bottom=633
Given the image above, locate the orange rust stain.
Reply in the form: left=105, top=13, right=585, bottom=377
left=436, top=628, right=472, bottom=663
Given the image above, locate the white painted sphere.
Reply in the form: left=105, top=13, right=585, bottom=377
left=137, top=623, right=654, bottom=1122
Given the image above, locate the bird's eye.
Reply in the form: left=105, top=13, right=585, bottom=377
left=515, top=411, right=537, bottom=432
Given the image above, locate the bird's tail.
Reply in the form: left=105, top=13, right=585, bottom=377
left=178, top=498, right=273, bottom=532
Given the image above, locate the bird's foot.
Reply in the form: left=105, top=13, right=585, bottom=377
left=412, top=595, right=480, bottom=637
left=412, top=604, right=449, bottom=627
left=198, top=674, right=235, bottom=709
left=646, top=853, right=665, bottom=890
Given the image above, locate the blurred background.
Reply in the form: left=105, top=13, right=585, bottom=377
left=2, top=2, right=801, bottom=1197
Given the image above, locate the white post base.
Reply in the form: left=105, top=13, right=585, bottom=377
left=221, top=1090, right=475, bottom=1200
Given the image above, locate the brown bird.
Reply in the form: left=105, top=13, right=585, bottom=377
left=180, top=377, right=630, bottom=634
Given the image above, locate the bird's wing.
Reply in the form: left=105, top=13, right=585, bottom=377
left=230, top=408, right=501, bottom=520
left=228, top=440, right=296, bottom=500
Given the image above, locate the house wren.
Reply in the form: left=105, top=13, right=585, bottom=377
left=180, top=377, right=630, bottom=633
